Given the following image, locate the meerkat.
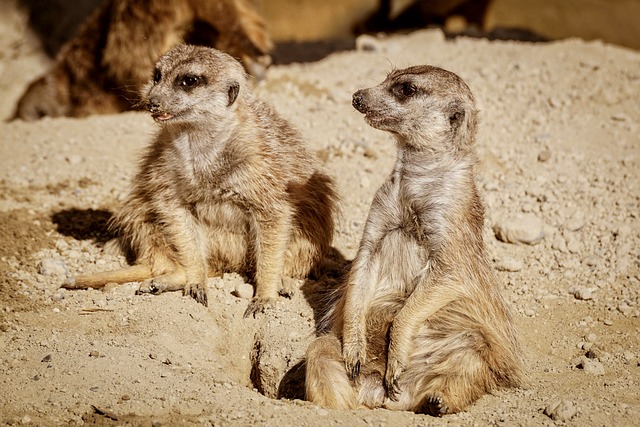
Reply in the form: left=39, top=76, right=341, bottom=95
left=305, top=65, right=523, bottom=416
left=14, top=0, right=272, bottom=121
left=63, top=44, right=337, bottom=317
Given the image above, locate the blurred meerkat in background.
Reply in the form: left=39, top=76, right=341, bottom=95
left=14, top=0, right=272, bottom=121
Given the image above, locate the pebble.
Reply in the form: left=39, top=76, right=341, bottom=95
left=495, top=257, right=524, bottom=272
left=617, top=302, right=633, bottom=316
left=37, top=258, right=69, bottom=276
left=576, top=356, right=605, bottom=375
left=544, top=400, right=577, bottom=421
left=565, top=236, right=581, bottom=254
left=355, top=34, right=384, bottom=52
left=564, top=213, right=586, bottom=231
left=493, top=214, right=545, bottom=245
left=569, top=286, right=596, bottom=300
left=551, top=235, right=567, bottom=252
left=231, top=282, right=254, bottom=300
left=583, top=255, right=603, bottom=268
left=537, top=149, right=551, bottom=162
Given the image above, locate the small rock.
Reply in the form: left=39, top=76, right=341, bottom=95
left=355, top=34, right=384, bottom=53
left=623, top=351, right=637, bottom=365
left=37, top=259, right=69, bottom=276
left=583, top=255, right=603, bottom=268
left=544, top=400, right=577, bottom=421
left=576, top=356, right=605, bottom=375
left=565, top=237, right=581, bottom=254
left=551, top=235, right=567, bottom=252
left=564, top=213, right=586, bottom=232
left=231, top=282, right=254, bottom=300
left=51, top=292, right=65, bottom=302
left=495, top=257, right=523, bottom=272
left=602, top=319, right=613, bottom=326
left=493, top=214, right=545, bottom=245
left=617, top=302, right=633, bottom=316
left=570, top=286, right=595, bottom=301
left=20, top=415, right=32, bottom=425
left=611, top=113, right=629, bottom=121
left=537, top=150, right=551, bottom=162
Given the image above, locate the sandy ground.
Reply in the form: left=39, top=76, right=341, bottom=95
left=1, top=4, right=639, bottom=426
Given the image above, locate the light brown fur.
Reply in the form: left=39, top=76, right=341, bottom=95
left=305, top=65, right=523, bottom=415
left=14, top=0, right=272, bottom=121
left=64, top=45, right=337, bottom=317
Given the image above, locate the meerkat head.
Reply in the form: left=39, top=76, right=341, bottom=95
left=142, top=44, right=248, bottom=127
left=352, top=65, right=477, bottom=151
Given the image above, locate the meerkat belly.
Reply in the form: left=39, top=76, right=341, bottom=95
left=365, top=229, right=429, bottom=335
left=192, top=200, right=251, bottom=271
left=372, top=228, right=428, bottom=299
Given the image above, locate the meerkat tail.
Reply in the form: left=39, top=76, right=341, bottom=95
left=64, top=264, right=153, bottom=289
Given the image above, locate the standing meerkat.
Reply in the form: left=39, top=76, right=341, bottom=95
left=305, top=65, right=523, bottom=415
left=64, top=44, right=337, bottom=317
left=14, top=0, right=272, bottom=121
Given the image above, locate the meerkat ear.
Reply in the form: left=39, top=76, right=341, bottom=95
left=449, top=108, right=465, bottom=130
left=227, top=82, right=240, bottom=106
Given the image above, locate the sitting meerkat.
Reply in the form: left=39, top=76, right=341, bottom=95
left=305, top=65, right=523, bottom=415
left=64, top=45, right=337, bottom=317
left=14, top=0, right=272, bottom=121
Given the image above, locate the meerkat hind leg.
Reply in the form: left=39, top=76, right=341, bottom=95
left=386, top=331, right=492, bottom=416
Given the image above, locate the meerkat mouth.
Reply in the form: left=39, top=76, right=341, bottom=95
left=152, top=112, right=174, bottom=122
left=365, top=112, right=400, bottom=127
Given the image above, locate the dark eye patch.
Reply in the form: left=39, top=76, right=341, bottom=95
left=175, top=74, right=206, bottom=90
left=153, top=69, right=161, bottom=84
left=392, top=82, right=418, bottom=100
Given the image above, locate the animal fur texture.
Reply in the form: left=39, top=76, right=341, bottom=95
left=305, top=65, right=523, bottom=416
left=64, top=45, right=337, bottom=317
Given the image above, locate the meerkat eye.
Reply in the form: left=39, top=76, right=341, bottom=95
left=176, top=74, right=204, bottom=89
left=153, top=69, right=161, bottom=84
left=393, top=82, right=417, bottom=99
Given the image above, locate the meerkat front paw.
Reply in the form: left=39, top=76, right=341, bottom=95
left=137, top=279, right=163, bottom=295
left=342, top=339, right=366, bottom=379
left=423, top=394, right=449, bottom=417
left=184, top=282, right=208, bottom=307
left=384, top=356, right=405, bottom=401
left=243, top=296, right=276, bottom=318
left=278, top=277, right=298, bottom=298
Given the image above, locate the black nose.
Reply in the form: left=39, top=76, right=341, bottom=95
left=147, top=97, right=161, bottom=113
left=352, top=90, right=366, bottom=113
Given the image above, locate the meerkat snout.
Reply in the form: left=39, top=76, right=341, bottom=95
left=352, top=91, right=366, bottom=113
left=147, top=97, right=161, bottom=113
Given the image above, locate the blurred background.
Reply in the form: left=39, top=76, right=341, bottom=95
left=15, top=0, right=640, bottom=61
